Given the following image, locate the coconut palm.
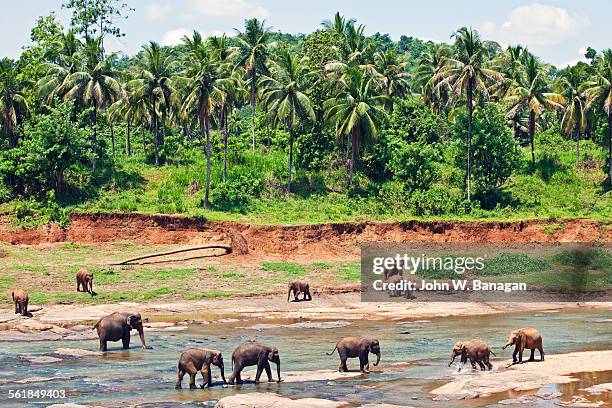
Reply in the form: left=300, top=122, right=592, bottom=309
left=128, top=41, right=176, bottom=166
left=505, top=53, right=565, bottom=166
left=558, top=66, right=588, bottom=164
left=324, top=67, right=386, bottom=186
left=584, top=49, right=612, bottom=184
left=433, top=27, right=504, bottom=201
left=321, top=12, right=355, bottom=36
left=37, top=30, right=82, bottom=104
left=0, top=58, right=29, bottom=147
left=179, top=32, right=222, bottom=208
left=369, top=50, right=410, bottom=112
left=59, top=36, right=123, bottom=172
left=414, top=44, right=452, bottom=113
left=260, top=49, right=316, bottom=191
left=235, top=18, right=270, bottom=151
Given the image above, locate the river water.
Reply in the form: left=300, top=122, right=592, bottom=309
left=0, top=309, right=610, bottom=407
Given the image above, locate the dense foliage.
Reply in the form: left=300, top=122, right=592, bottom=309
left=0, top=3, right=610, bottom=224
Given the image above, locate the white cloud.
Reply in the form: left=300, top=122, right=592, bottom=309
left=560, top=48, right=589, bottom=67
left=161, top=28, right=195, bottom=46
left=480, top=3, right=590, bottom=47
left=145, top=3, right=172, bottom=21
left=189, top=0, right=270, bottom=19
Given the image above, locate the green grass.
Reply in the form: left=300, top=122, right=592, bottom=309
left=336, top=262, right=361, bottom=281
left=260, top=261, right=306, bottom=277
left=185, top=290, right=233, bottom=300
left=221, top=272, right=246, bottom=278
left=309, top=262, right=331, bottom=270
left=480, top=253, right=550, bottom=276
left=0, top=275, right=14, bottom=289
left=127, top=268, right=197, bottom=282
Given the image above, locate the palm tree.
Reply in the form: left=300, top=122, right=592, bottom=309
left=260, top=49, right=316, bottom=191
left=179, top=32, right=221, bottom=208
left=324, top=67, right=386, bottom=186
left=434, top=27, right=504, bottom=201
left=321, top=12, right=355, bottom=36
left=0, top=58, right=29, bottom=147
left=584, top=49, right=612, bottom=184
left=37, top=30, right=82, bottom=104
left=558, top=66, right=588, bottom=164
left=235, top=18, right=270, bottom=151
left=59, top=37, right=123, bottom=172
left=128, top=41, right=175, bottom=166
left=505, top=53, right=565, bottom=166
left=369, top=50, right=410, bottom=112
left=414, top=44, right=452, bottom=113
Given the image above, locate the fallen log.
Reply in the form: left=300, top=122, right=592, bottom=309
left=110, top=244, right=232, bottom=265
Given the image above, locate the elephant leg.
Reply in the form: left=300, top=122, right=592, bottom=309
left=122, top=332, right=131, bottom=350
left=512, top=347, right=518, bottom=364
left=176, top=368, right=185, bottom=389
left=254, top=363, right=264, bottom=384
left=359, top=353, right=369, bottom=373
left=477, top=360, right=486, bottom=370
left=236, top=370, right=243, bottom=385
left=200, top=365, right=210, bottom=388
left=339, top=353, right=349, bottom=372
left=518, top=348, right=524, bottom=363
left=14, top=303, right=19, bottom=314
left=77, top=281, right=80, bottom=292
left=99, top=339, right=107, bottom=352
left=538, top=346, right=545, bottom=361
left=528, top=349, right=535, bottom=362
left=264, top=361, right=273, bottom=382
left=486, top=360, right=493, bottom=370
left=469, top=357, right=477, bottom=370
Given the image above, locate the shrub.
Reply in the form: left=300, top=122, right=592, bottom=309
left=387, top=140, right=441, bottom=190
left=212, top=173, right=262, bottom=209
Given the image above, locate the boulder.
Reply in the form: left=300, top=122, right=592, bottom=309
left=215, top=393, right=349, bottom=408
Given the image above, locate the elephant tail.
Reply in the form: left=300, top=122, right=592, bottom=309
left=11, top=292, right=14, bottom=302
left=92, top=319, right=101, bottom=330
left=231, top=355, right=234, bottom=371
left=326, top=344, right=338, bottom=356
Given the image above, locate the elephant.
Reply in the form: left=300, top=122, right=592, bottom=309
left=287, top=280, right=312, bottom=302
left=93, top=312, right=152, bottom=352
left=227, top=342, right=281, bottom=385
left=448, top=339, right=495, bottom=371
left=76, top=269, right=94, bottom=294
left=327, top=336, right=381, bottom=373
left=12, top=289, right=29, bottom=316
left=176, top=348, right=226, bottom=389
left=503, top=327, right=544, bottom=364
left=385, top=273, right=415, bottom=299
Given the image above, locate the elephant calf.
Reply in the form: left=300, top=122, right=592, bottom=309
left=448, top=339, right=495, bottom=371
left=287, top=280, right=312, bottom=302
left=176, top=348, right=226, bottom=389
left=503, top=327, right=544, bottom=364
left=328, top=336, right=381, bottom=373
left=93, top=312, right=151, bottom=352
left=12, top=289, right=29, bottom=316
left=228, top=342, right=281, bottom=385
left=76, top=269, right=94, bottom=294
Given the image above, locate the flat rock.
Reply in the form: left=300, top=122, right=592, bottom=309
left=215, top=393, right=349, bottom=408
left=13, top=376, right=68, bottom=384
left=53, top=348, right=102, bottom=358
left=18, top=355, right=63, bottom=364
left=47, top=404, right=104, bottom=408
left=581, top=382, right=612, bottom=394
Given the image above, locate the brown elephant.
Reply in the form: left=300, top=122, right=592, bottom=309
left=176, top=348, right=226, bottom=389
left=76, top=269, right=94, bottom=294
left=227, top=342, right=281, bottom=385
left=327, top=336, right=381, bottom=373
left=12, top=289, right=29, bottom=316
left=287, top=280, right=312, bottom=302
left=448, top=339, right=495, bottom=371
left=93, top=312, right=151, bottom=352
left=503, top=327, right=544, bottom=364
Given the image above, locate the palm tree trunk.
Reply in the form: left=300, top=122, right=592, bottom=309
left=529, top=109, right=536, bottom=167
left=250, top=72, right=256, bottom=151
left=575, top=126, right=580, bottom=165
left=126, top=119, right=131, bottom=156
left=608, top=112, right=612, bottom=186
left=203, top=109, right=211, bottom=208
left=111, top=122, right=115, bottom=156
left=153, top=100, right=160, bottom=167
left=466, top=78, right=473, bottom=202
left=222, top=106, right=228, bottom=182
left=142, top=124, right=147, bottom=154
left=349, top=127, right=358, bottom=187
left=287, top=125, right=294, bottom=193
left=92, top=104, right=97, bottom=173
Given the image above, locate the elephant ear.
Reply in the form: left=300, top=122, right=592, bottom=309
left=126, top=315, right=138, bottom=329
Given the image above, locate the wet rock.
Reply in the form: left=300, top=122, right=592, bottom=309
left=13, top=376, right=68, bottom=384
left=53, top=348, right=102, bottom=358
left=555, top=396, right=604, bottom=407
left=215, top=392, right=350, bottom=407
left=498, top=396, right=540, bottom=405
left=288, top=321, right=351, bottom=329
left=536, top=391, right=563, bottom=400
left=18, top=355, right=63, bottom=364
left=47, top=404, right=104, bottom=408
left=580, top=382, right=612, bottom=395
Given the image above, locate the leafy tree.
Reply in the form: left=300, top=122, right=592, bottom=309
left=58, top=36, right=123, bottom=172
left=505, top=53, right=564, bottom=166
left=434, top=27, right=504, bottom=201
left=260, top=49, right=315, bottom=191
left=324, top=67, right=386, bottom=185
left=0, top=59, right=29, bottom=147
left=235, top=18, right=270, bottom=151
left=387, top=140, right=440, bottom=190
left=558, top=65, right=589, bottom=163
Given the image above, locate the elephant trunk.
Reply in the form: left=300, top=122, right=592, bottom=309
left=374, top=351, right=381, bottom=366
left=448, top=354, right=456, bottom=367
left=137, top=323, right=148, bottom=349
left=502, top=343, right=511, bottom=350
left=219, top=363, right=227, bottom=384
left=276, top=361, right=282, bottom=383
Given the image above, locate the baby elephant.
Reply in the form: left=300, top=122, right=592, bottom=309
left=176, top=348, right=226, bottom=389
left=449, top=339, right=495, bottom=371
left=287, top=280, right=312, bottom=302
left=328, top=336, right=381, bottom=373
left=93, top=312, right=151, bottom=352
left=503, top=327, right=544, bottom=364
left=228, top=342, right=281, bottom=385
left=12, top=289, right=29, bottom=316
left=76, top=269, right=94, bottom=294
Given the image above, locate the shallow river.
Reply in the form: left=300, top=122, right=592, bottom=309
left=0, top=309, right=610, bottom=407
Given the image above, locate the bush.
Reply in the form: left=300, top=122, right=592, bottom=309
left=387, top=140, right=441, bottom=190
left=409, top=187, right=471, bottom=216
left=212, top=173, right=262, bottom=209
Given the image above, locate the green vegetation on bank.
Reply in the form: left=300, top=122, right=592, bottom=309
left=0, top=2, right=610, bottom=226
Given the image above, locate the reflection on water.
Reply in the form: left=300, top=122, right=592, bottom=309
left=0, top=309, right=610, bottom=407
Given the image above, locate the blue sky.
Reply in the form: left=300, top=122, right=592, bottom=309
left=1, top=1, right=609, bottom=66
